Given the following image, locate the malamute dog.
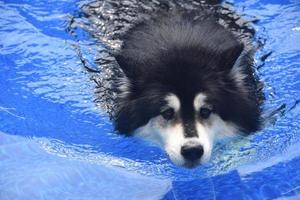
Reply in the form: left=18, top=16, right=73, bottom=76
left=114, top=10, right=261, bottom=168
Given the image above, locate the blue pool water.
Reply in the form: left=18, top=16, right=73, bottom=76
left=0, top=0, right=300, bottom=199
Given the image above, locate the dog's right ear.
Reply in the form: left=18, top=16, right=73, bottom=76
left=115, top=54, right=129, bottom=75
left=115, top=54, right=139, bottom=79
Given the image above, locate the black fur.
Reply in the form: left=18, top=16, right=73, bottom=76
left=115, top=10, right=261, bottom=135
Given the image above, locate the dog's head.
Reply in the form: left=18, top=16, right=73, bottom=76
left=114, top=14, right=261, bottom=168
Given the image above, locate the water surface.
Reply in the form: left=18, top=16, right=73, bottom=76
left=0, top=0, right=299, bottom=199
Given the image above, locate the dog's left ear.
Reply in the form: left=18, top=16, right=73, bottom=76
left=115, top=54, right=141, bottom=80
left=220, top=42, right=244, bottom=71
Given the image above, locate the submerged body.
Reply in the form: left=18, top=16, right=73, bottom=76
left=114, top=10, right=261, bottom=168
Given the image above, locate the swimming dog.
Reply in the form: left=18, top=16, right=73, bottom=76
left=114, top=10, right=261, bottom=168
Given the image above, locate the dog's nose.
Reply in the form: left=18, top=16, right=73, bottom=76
left=181, top=145, right=204, bottom=161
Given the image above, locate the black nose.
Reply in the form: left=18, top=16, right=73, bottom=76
left=181, top=145, right=204, bottom=161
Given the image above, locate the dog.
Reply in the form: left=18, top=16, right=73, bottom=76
left=113, top=9, right=261, bottom=168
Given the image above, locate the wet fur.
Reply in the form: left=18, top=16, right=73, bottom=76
left=114, top=10, right=261, bottom=135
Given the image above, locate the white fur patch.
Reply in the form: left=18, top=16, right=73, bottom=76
left=194, top=123, right=213, bottom=163
left=163, top=123, right=186, bottom=166
left=194, top=93, right=208, bottom=111
left=164, top=93, right=180, bottom=112
left=195, top=114, right=239, bottom=162
left=134, top=116, right=186, bottom=166
left=209, top=114, right=239, bottom=139
left=134, top=116, right=166, bottom=146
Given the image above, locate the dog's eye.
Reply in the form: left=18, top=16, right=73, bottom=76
left=161, top=108, right=175, bottom=120
left=199, top=107, right=212, bottom=119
